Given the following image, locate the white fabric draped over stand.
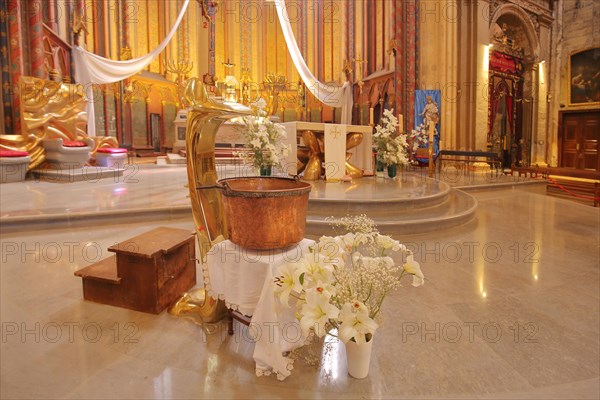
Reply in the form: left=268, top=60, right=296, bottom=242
left=205, top=239, right=314, bottom=380
left=275, top=0, right=353, bottom=124
left=73, top=0, right=190, bottom=136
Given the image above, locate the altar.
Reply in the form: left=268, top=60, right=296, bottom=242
left=281, top=122, right=373, bottom=179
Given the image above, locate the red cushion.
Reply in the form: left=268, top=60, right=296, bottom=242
left=62, top=140, right=87, bottom=147
left=96, top=147, right=128, bottom=154
left=0, top=150, right=29, bottom=158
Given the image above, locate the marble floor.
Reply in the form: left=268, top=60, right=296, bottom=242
left=0, top=166, right=598, bottom=399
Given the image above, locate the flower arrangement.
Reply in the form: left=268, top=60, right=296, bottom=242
left=274, top=215, right=424, bottom=344
left=409, top=123, right=429, bottom=152
left=410, top=123, right=438, bottom=153
left=237, top=98, right=290, bottom=170
left=373, top=109, right=409, bottom=166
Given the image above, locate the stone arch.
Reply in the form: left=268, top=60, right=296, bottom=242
left=490, top=4, right=539, bottom=61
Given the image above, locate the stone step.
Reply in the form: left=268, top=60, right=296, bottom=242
left=306, top=189, right=477, bottom=236
left=304, top=174, right=478, bottom=236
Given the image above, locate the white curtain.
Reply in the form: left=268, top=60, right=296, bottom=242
left=275, top=0, right=353, bottom=124
left=73, top=0, right=190, bottom=136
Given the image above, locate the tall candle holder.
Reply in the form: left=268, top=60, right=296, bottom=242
left=263, top=72, right=288, bottom=116
left=164, top=59, right=194, bottom=107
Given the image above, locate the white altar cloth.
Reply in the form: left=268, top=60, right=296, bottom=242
left=205, top=239, right=315, bottom=380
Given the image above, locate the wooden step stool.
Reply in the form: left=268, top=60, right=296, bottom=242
left=75, top=227, right=196, bottom=314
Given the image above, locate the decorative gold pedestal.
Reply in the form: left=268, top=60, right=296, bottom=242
left=299, top=130, right=364, bottom=180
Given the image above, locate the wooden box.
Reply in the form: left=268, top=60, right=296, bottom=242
left=75, top=227, right=196, bottom=314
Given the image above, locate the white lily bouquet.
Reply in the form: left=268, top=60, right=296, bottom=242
left=274, top=215, right=424, bottom=344
left=373, top=109, right=409, bottom=166
left=237, top=98, right=290, bottom=170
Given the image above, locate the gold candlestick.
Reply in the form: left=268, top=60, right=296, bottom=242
left=428, top=121, right=435, bottom=177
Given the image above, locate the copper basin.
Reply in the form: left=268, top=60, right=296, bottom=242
left=217, top=177, right=312, bottom=250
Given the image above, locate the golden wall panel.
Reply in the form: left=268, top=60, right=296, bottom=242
left=376, top=1, right=383, bottom=71
left=168, top=0, right=178, bottom=63
left=324, top=2, right=332, bottom=81
left=188, top=2, right=198, bottom=78
left=306, top=2, right=314, bottom=76
left=136, top=1, right=148, bottom=60
left=215, top=7, right=225, bottom=79
left=148, top=0, right=160, bottom=73
left=108, top=1, right=118, bottom=59
left=84, top=0, right=95, bottom=53
left=355, top=1, right=364, bottom=80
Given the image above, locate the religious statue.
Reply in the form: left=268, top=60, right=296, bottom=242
left=419, top=95, right=439, bottom=126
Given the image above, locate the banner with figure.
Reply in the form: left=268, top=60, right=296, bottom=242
left=412, top=90, right=441, bottom=163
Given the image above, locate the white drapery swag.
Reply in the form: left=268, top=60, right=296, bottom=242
left=274, top=0, right=353, bottom=124
left=73, top=0, right=190, bottom=136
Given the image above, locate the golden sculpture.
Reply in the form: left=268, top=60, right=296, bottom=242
left=183, top=78, right=251, bottom=259
left=169, top=78, right=251, bottom=323
left=0, top=76, right=118, bottom=170
left=299, top=130, right=364, bottom=180
left=168, top=288, right=228, bottom=325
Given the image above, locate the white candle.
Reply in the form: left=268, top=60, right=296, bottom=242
left=398, top=114, right=403, bottom=133
left=369, top=108, right=374, bottom=125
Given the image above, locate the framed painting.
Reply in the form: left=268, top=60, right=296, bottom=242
left=569, top=47, right=600, bottom=106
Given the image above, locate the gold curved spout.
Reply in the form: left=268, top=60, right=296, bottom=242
left=184, top=78, right=251, bottom=260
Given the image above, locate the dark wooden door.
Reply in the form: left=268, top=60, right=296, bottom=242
left=150, top=113, right=161, bottom=152
left=560, top=111, right=600, bottom=171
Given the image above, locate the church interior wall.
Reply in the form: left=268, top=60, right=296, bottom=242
left=558, top=0, right=599, bottom=112
left=0, top=0, right=596, bottom=169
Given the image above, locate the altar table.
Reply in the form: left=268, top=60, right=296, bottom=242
left=205, top=239, right=315, bottom=380
left=281, top=121, right=373, bottom=178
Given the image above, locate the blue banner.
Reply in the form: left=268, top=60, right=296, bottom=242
left=413, top=90, right=441, bottom=162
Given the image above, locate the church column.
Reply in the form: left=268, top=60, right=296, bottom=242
left=7, top=1, right=24, bottom=134
left=474, top=0, right=490, bottom=151
left=547, top=5, right=562, bottom=167
left=28, top=0, right=46, bottom=79
left=393, top=0, right=405, bottom=119
left=198, top=2, right=210, bottom=78
left=530, top=62, right=542, bottom=165
left=120, top=0, right=132, bottom=146
left=405, top=0, right=416, bottom=132
left=535, top=21, right=553, bottom=166
left=0, top=1, right=9, bottom=134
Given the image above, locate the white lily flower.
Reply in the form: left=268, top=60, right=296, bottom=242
left=338, top=301, right=379, bottom=344
left=403, top=253, right=425, bottom=287
left=273, top=262, right=302, bottom=306
left=299, top=288, right=339, bottom=338
left=376, top=234, right=403, bottom=253
left=297, top=253, right=335, bottom=287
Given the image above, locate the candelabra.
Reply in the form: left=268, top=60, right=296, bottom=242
left=164, top=59, right=194, bottom=107
left=263, top=72, right=288, bottom=116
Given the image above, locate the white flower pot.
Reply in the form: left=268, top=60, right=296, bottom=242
left=345, top=337, right=374, bottom=379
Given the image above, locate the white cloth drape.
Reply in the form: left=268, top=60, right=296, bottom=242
left=73, top=0, right=189, bottom=136
left=275, top=0, right=353, bottom=124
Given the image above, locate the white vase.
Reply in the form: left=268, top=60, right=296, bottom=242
left=345, top=337, right=374, bottom=379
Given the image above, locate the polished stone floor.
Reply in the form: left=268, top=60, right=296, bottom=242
left=0, top=167, right=598, bottom=399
